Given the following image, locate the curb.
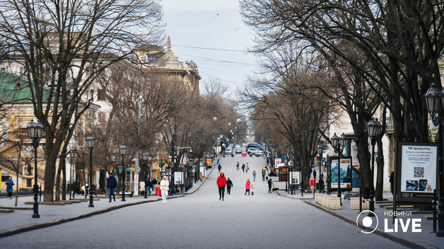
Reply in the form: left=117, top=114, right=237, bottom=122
left=0, top=195, right=184, bottom=239
left=184, top=164, right=216, bottom=195
left=304, top=201, right=435, bottom=249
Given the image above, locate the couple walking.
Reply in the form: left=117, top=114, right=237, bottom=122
left=217, top=172, right=233, bottom=201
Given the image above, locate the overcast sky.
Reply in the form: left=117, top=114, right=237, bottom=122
left=161, top=0, right=259, bottom=97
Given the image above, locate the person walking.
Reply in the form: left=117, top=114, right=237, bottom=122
left=160, top=176, right=169, bottom=203
left=246, top=163, right=250, bottom=173
left=265, top=170, right=269, bottom=181
left=6, top=177, right=14, bottom=199
left=139, top=180, right=146, bottom=197
left=218, top=164, right=222, bottom=172
left=227, top=178, right=233, bottom=195
left=320, top=172, right=324, bottom=179
left=253, top=170, right=256, bottom=181
left=245, top=179, right=251, bottom=195
left=268, top=178, right=273, bottom=193
left=313, top=169, right=317, bottom=180
left=236, top=161, right=239, bottom=170
left=217, top=172, right=227, bottom=201
left=262, top=170, right=265, bottom=181
left=242, top=163, right=245, bottom=172
left=107, top=173, right=117, bottom=202
left=251, top=183, right=255, bottom=195
left=319, top=178, right=325, bottom=193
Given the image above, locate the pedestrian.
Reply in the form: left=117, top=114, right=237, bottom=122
left=242, top=163, right=245, bottom=172
left=245, top=179, right=251, bottom=195
left=321, top=172, right=324, bottom=179
left=6, top=177, right=14, bottom=199
left=139, top=180, right=146, bottom=196
left=265, top=170, right=269, bottom=181
left=389, top=171, right=394, bottom=195
left=227, top=178, right=233, bottom=195
left=217, top=172, right=227, bottom=201
left=218, top=164, right=222, bottom=172
left=251, top=183, right=255, bottom=195
left=236, top=161, right=239, bottom=170
left=268, top=178, right=273, bottom=193
left=217, top=156, right=220, bottom=164
left=160, top=176, right=169, bottom=203
left=262, top=170, right=265, bottom=181
left=253, top=170, right=256, bottom=181
left=107, top=173, right=117, bottom=202
left=319, top=178, right=325, bottom=193
left=313, top=169, right=317, bottom=180
left=246, top=163, right=249, bottom=173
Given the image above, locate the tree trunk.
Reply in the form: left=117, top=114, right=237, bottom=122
left=15, top=170, right=19, bottom=207
left=62, top=158, right=66, bottom=201
left=375, top=136, right=385, bottom=201
left=55, top=165, right=62, bottom=201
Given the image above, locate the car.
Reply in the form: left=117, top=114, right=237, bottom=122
left=255, top=150, right=265, bottom=157
left=225, top=148, right=233, bottom=154
left=247, top=148, right=259, bottom=154
left=235, top=148, right=242, bottom=154
left=235, top=144, right=241, bottom=148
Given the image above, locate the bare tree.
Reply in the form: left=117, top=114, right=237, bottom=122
left=0, top=0, right=164, bottom=201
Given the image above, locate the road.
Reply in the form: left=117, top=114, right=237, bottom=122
left=0, top=154, right=405, bottom=248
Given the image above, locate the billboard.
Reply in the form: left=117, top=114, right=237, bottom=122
left=330, top=157, right=352, bottom=189
left=397, top=142, right=438, bottom=202
left=289, top=171, right=300, bottom=184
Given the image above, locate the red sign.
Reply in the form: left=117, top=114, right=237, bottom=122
left=310, top=180, right=316, bottom=187
left=242, top=153, right=247, bottom=157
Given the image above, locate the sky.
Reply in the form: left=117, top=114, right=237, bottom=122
left=160, top=0, right=259, bottom=97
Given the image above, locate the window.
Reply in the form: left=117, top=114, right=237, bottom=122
left=97, top=89, right=105, bottom=101
left=27, top=179, right=32, bottom=187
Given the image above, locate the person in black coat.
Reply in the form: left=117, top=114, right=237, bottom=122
left=227, top=178, right=233, bottom=195
left=268, top=178, right=273, bottom=193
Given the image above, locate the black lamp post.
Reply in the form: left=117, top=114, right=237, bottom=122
left=120, top=143, right=127, bottom=201
left=69, top=149, right=78, bottom=200
left=317, top=142, right=324, bottom=193
left=27, top=120, right=44, bottom=218
left=171, top=134, right=176, bottom=196
left=331, top=133, right=347, bottom=206
left=143, top=151, right=149, bottom=198
left=86, top=134, right=97, bottom=207
left=367, top=118, right=382, bottom=216
left=425, top=83, right=444, bottom=237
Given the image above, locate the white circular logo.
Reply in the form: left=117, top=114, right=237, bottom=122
left=356, top=210, right=379, bottom=234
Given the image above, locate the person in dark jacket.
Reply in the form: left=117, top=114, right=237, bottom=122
left=6, top=177, right=14, bottom=199
left=236, top=161, right=239, bottom=170
left=268, top=178, right=273, bottom=193
left=242, top=163, right=245, bottom=172
left=107, top=173, right=118, bottom=202
left=319, top=178, right=325, bottom=193
left=217, top=172, right=227, bottom=201
left=227, top=178, right=233, bottom=195
left=218, top=164, right=222, bottom=172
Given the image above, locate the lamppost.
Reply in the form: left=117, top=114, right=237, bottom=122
left=143, top=151, right=149, bottom=198
left=171, top=134, right=176, bottom=196
left=85, top=134, right=97, bottom=207
left=120, top=143, right=127, bottom=201
left=27, top=120, right=44, bottom=218
left=69, top=149, right=78, bottom=200
left=317, top=142, right=324, bottom=193
left=331, top=133, right=347, bottom=206
left=424, top=83, right=444, bottom=237
left=367, top=118, right=382, bottom=216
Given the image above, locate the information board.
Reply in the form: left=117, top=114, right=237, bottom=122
left=329, top=157, right=352, bottom=190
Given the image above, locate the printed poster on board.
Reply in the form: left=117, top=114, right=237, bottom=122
left=400, top=144, right=437, bottom=193
left=330, top=158, right=352, bottom=189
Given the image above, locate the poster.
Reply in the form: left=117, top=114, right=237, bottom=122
left=400, top=144, right=437, bottom=193
left=275, top=158, right=281, bottom=165
left=289, top=171, right=300, bottom=184
left=174, top=172, right=183, bottom=185
left=330, top=157, right=352, bottom=189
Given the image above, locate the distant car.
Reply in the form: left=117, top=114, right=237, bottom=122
left=247, top=147, right=259, bottom=154
left=235, top=144, right=241, bottom=148
left=235, top=148, right=242, bottom=154
left=255, top=150, right=264, bottom=157
left=225, top=148, right=233, bottom=154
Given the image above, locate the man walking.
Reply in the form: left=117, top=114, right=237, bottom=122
left=227, top=178, right=233, bottom=195
left=242, top=163, right=245, bottom=172
left=218, top=164, right=222, bottom=172
left=268, top=178, right=273, bottom=193
left=107, top=173, right=117, bottom=202
left=253, top=170, right=256, bottom=181
left=217, top=172, right=227, bottom=201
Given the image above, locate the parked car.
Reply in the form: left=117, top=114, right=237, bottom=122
left=235, top=148, right=243, bottom=154
left=225, top=147, right=233, bottom=154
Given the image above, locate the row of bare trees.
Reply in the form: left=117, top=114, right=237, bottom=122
left=241, top=0, right=444, bottom=199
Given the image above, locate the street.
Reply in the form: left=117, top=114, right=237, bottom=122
left=0, top=155, right=405, bottom=248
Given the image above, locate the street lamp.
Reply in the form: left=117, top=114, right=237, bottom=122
left=27, top=120, right=44, bottom=218
left=69, top=149, right=78, bottom=200
left=120, top=143, right=127, bottom=201
left=143, top=151, right=149, bottom=198
left=425, top=83, right=444, bottom=237
left=367, top=118, right=382, bottom=216
left=317, top=142, right=324, bottom=193
left=86, top=134, right=97, bottom=208
left=331, top=133, right=347, bottom=206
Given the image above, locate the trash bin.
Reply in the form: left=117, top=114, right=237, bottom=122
left=363, top=187, right=370, bottom=199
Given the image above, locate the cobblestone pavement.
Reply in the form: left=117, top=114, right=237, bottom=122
left=0, top=155, right=406, bottom=248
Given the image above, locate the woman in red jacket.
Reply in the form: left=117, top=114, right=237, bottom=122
left=217, top=172, right=227, bottom=201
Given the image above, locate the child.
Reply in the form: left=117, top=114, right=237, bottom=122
left=251, top=183, right=255, bottom=195
left=245, top=179, right=251, bottom=195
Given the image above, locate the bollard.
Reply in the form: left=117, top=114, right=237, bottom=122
left=433, top=189, right=437, bottom=233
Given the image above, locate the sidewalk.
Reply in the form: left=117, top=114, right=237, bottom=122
left=278, top=191, right=444, bottom=249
